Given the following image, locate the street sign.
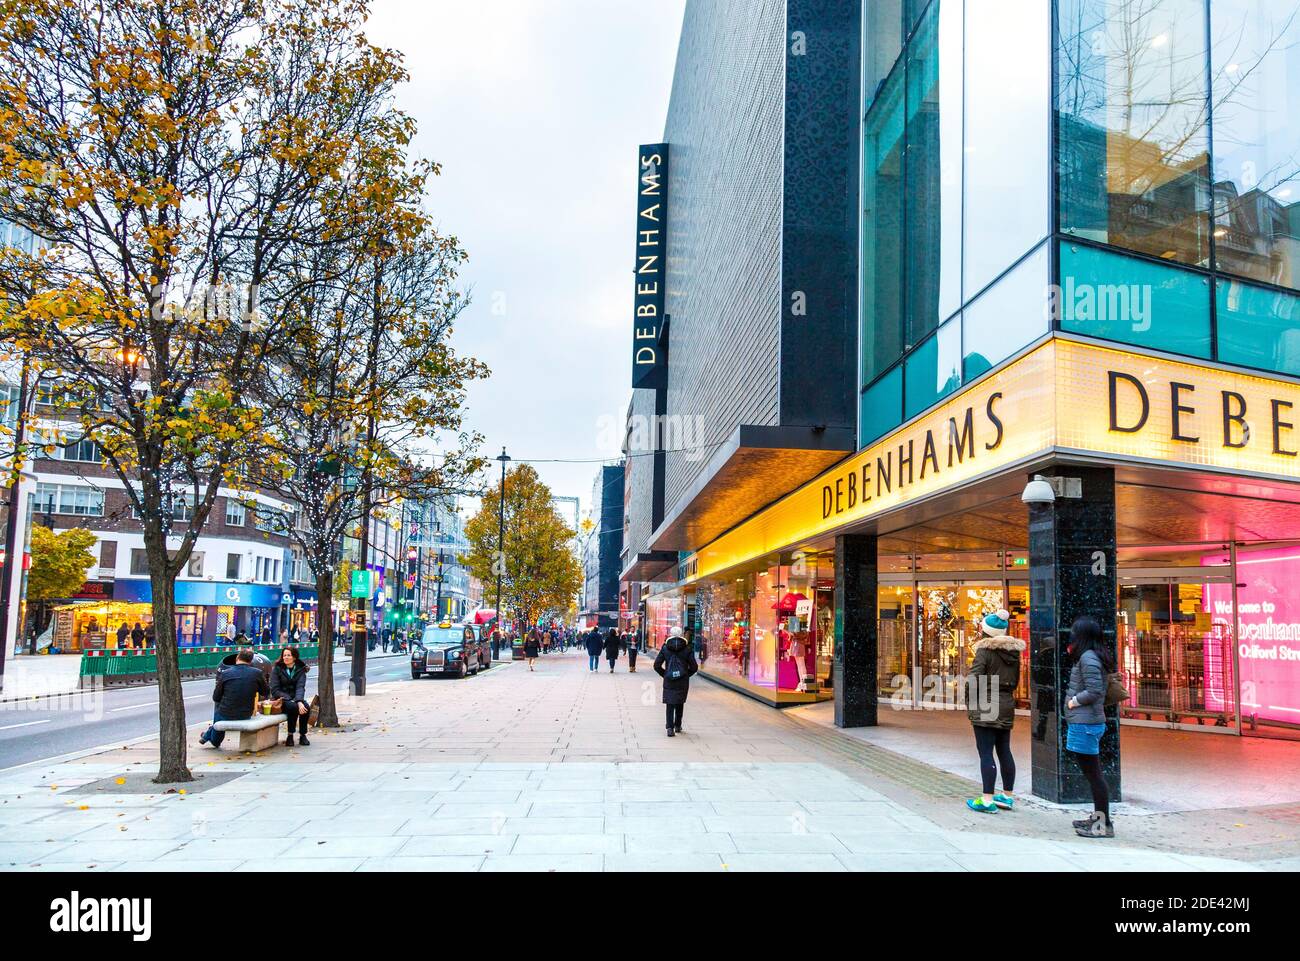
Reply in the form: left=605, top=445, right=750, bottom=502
left=350, top=569, right=371, bottom=598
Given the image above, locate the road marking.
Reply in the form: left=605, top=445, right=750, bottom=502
left=110, top=694, right=209, bottom=713
left=0, top=719, right=52, bottom=731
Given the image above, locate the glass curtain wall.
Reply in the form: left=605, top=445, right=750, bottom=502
left=860, top=0, right=1050, bottom=450
left=1056, top=0, right=1300, bottom=373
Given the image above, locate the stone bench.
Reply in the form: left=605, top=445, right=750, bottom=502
left=214, top=713, right=285, bottom=752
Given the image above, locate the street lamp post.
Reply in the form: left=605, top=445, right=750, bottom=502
left=0, top=353, right=33, bottom=692
left=494, top=448, right=510, bottom=646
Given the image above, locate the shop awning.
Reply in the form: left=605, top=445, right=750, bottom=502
left=620, top=551, right=679, bottom=584
left=648, top=425, right=855, bottom=553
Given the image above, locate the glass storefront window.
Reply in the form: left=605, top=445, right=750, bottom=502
left=964, top=0, right=1050, bottom=297
left=860, top=364, right=903, bottom=447
left=1057, top=0, right=1212, bottom=267
left=878, top=584, right=915, bottom=700
left=862, top=65, right=906, bottom=385
left=697, top=553, right=836, bottom=704
left=1210, top=0, right=1300, bottom=291
left=697, top=579, right=751, bottom=686
left=751, top=570, right=780, bottom=691
left=1216, top=279, right=1300, bottom=376
left=1059, top=241, right=1212, bottom=358
left=646, top=593, right=684, bottom=652
left=962, top=243, right=1049, bottom=380
left=904, top=318, right=962, bottom=420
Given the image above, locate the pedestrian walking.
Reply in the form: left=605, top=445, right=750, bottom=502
left=490, top=627, right=501, bottom=662
left=130, top=622, right=146, bottom=649
left=653, top=630, right=698, bottom=737
left=524, top=630, right=541, bottom=670
left=584, top=627, right=603, bottom=672
left=1065, top=615, right=1117, bottom=839
left=625, top=630, right=640, bottom=673
left=964, top=610, right=1023, bottom=815
left=271, top=646, right=311, bottom=747
left=259, top=625, right=272, bottom=646
left=116, top=622, right=130, bottom=649
left=604, top=627, right=621, bottom=673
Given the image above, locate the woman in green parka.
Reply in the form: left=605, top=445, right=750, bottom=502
left=965, top=610, right=1025, bottom=814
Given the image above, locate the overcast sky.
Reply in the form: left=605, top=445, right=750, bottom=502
left=364, top=0, right=686, bottom=520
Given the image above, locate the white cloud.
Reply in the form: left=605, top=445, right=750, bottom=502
left=364, top=0, right=684, bottom=513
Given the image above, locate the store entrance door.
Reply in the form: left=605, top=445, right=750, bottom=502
left=1117, top=569, right=1238, bottom=732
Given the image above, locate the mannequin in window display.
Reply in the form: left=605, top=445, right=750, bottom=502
left=777, top=623, right=796, bottom=690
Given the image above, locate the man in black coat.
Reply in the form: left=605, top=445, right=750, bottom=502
left=603, top=627, right=621, bottom=673
left=654, top=632, right=699, bottom=737
left=584, top=628, right=604, bottom=672
left=199, top=648, right=269, bottom=748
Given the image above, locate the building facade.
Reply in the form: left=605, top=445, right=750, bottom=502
left=583, top=462, right=626, bottom=629
left=625, top=0, right=1300, bottom=802
left=20, top=422, right=297, bottom=651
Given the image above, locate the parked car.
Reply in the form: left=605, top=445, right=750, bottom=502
left=411, top=623, right=491, bottom=679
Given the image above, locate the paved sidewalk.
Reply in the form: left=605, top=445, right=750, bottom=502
left=0, top=651, right=1277, bottom=872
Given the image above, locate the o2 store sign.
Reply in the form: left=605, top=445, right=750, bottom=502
left=1204, top=547, right=1300, bottom=726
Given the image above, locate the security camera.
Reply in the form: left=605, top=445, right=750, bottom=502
left=1022, top=476, right=1057, bottom=505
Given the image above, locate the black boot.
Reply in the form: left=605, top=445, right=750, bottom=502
left=298, top=733, right=310, bottom=746
left=666, top=728, right=675, bottom=738
left=285, top=734, right=295, bottom=747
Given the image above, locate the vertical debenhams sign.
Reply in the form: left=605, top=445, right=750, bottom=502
left=632, top=143, right=668, bottom=389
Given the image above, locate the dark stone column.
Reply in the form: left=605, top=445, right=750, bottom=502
left=1028, top=466, right=1122, bottom=803
left=834, top=533, right=878, bottom=728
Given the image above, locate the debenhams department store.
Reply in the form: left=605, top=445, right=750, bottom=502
left=624, top=0, right=1300, bottom=802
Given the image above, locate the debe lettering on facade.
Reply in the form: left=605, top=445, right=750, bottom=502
left=632, top=143, right=669, bottom=390
left=684, top=338, right=1300, bottom=584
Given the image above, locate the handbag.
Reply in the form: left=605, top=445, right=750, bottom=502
left=1104, top=672, right=1129, bottom=708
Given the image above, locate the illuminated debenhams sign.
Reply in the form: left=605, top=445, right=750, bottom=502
left=1107, top=371, right=1298, bottom=456
left=684, top=339, right=1300, bottom=583
left=822, top=394, right=1006, bottom=520
left=632, top=143, right=668, bottom=390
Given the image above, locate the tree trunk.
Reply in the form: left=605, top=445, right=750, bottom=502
left=315, top=571, right=340, bottom=727
left=146, top=532, right=191, bottom=784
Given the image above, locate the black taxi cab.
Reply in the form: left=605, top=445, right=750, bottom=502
left=411, top=622, right=491, bottom=679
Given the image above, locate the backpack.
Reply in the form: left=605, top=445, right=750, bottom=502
left=665, top=651, right=688, bottom=680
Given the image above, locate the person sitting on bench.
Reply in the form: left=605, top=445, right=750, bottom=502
left=200, top=648, right=268, bottom=748
left=271, top=646, right=311, bottom=747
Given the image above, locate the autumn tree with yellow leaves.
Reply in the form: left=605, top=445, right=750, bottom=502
left=247, top=220, right=488, bottom=727
left=463, top=465, right=584, bottom=637
left=0, top=0, right=458, bottom=782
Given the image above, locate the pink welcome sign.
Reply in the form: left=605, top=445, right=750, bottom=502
left=1204, top=547, right=1300, bottom=729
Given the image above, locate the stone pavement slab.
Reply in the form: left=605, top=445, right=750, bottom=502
left=0, top=650, right=1274, bottom=872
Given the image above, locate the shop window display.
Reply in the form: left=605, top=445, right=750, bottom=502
left=646, top=593, right=684, bottom=652
left=696, top=553, right=836, bottom=704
